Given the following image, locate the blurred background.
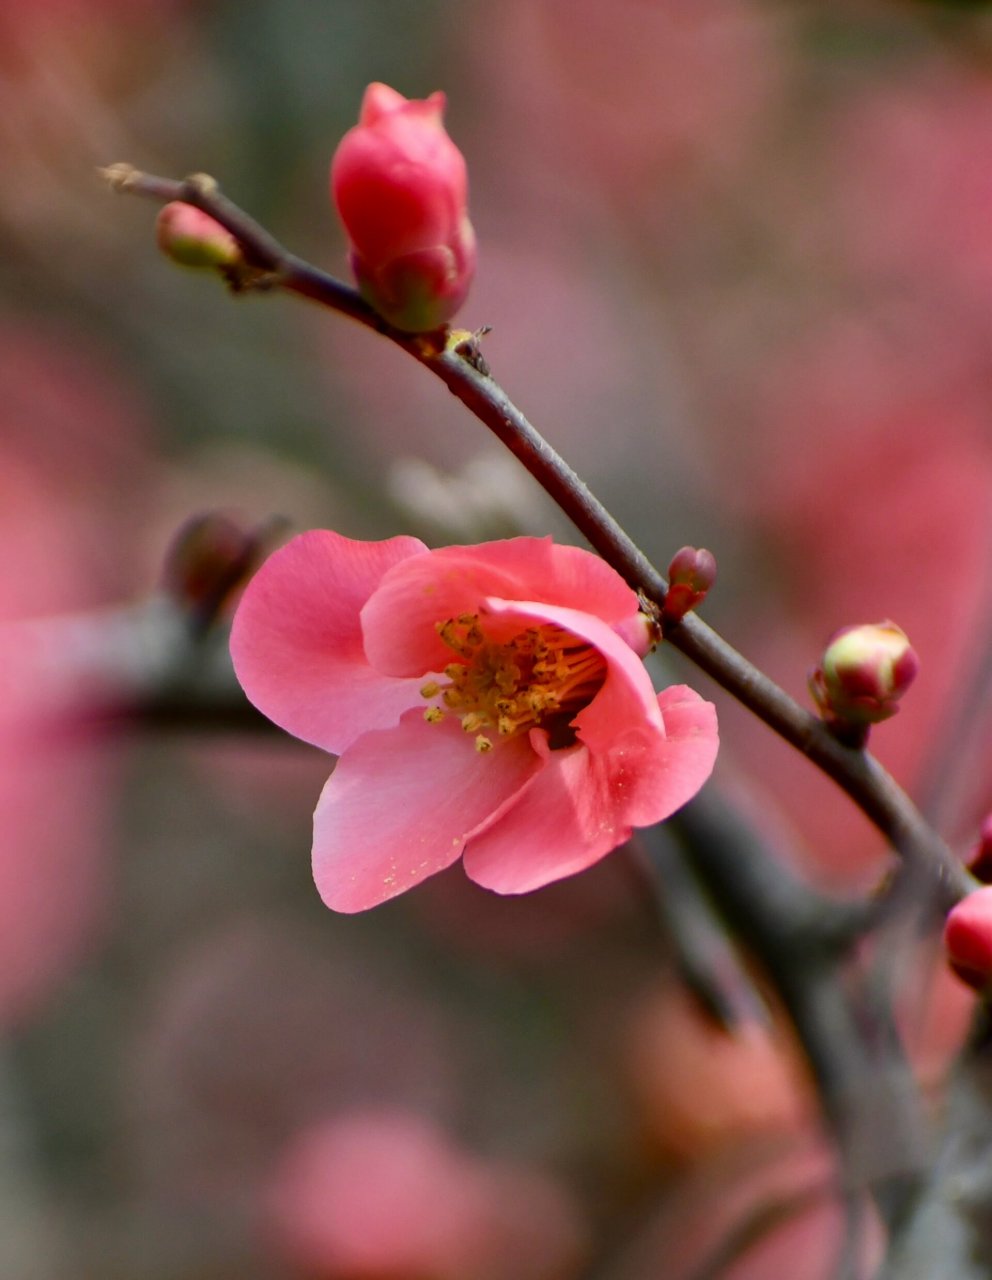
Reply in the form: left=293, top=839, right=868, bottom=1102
left=3, top=1, right=992, bottom=1276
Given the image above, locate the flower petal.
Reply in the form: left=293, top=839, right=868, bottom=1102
left=461, top=735, right=631, bottom=894
left=462, top=688, right=718, bottom=896
left=637, top=685, right=720, bottom=826
left=312, top=711, right=542, bottom=913
left=230, top=530, right=428, bottom=754
left=361, top=538, right=642, bottom=677
left=333, top=89, right=465, bottom=262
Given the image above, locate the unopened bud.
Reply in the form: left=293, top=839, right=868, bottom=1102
left=944, top=886, right=992, bottom=991
left=156, top=202, right=242, bottom=271
left=162, top=512, right=272, bottom=632
left=809, top=621, right=918, bottom=730
left=663, top=546, right=717, bottom=626
left=330, top=82, right=476, bottom=332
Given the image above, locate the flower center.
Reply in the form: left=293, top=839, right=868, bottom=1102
left=420, top=613, right=607, bottom=753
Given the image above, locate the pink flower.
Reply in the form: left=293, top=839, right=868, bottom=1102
left=230, top=531, right=718, bottom=913
left=330, top=82, right=477, bottom=332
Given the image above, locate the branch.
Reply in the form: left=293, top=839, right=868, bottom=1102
left=655, top=795, right=932, bottom=1232
left=873, top=1003, right=992, bottom=1280
left=11, top=600, right=276, bottom=738
left=102, top=165, right=972, bottom=904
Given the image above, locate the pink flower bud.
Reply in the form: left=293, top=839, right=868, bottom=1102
left=808, top=621, right=919, bottom=728
left=944, top=886, right=992, bottom=991
left=155, top=202, right=242, bottom=271
left=330, top=82, right=476, bottom=332
left=663, top=546, right=717, bottom=625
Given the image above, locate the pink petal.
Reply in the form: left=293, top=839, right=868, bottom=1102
left=361, top=539, right=641, bottom=677
left=462, top=687, right=718, bottom=896
left=230, top=531, right=428, bottom=755
left=358, top=82, right=420, bottom=126
left=638, top=685, right=721, bottom=826
left=312, top=711, right=542, bottom=913
left=461, top=735, right=633, bottom=894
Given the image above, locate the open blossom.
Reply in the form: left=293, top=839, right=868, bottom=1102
left=230, top=531, right=718, bottom=912
left=330, top=82, right=476, bottom=331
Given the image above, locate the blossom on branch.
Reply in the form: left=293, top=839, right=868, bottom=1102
left=330, top=82, right=477, bottom=332
left=230, top=531, right=718, bottom=912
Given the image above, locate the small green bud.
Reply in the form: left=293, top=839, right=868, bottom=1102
left=809, top=621, right=919, bottom=732
left=156, top=202, right=242, bottom=271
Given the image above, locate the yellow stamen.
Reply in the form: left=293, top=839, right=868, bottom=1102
left=419, top=613, right=607, bottom=751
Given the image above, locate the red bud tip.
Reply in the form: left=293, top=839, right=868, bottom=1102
left=944, top=886, right=992, bottom=991
left=155, top=202, right=242, bottom=271
left=330, top=83, right=476, bottom=332
left=663, top=546, right=717, bottom=625
left=808, top=621, right=918, bottom=730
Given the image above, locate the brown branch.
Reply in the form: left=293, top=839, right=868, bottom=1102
left=102, top=164, right=973, bottom=905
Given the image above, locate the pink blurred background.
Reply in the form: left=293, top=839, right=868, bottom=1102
left=2, top=2, right=990, bottom=1276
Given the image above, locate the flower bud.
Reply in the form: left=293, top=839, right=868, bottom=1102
left=155, top=202, right=242, bottom=271
left=944, top=886, right=992, bottom=991
left=663, top=546, right=717, bottom=625
left=162, top=512, right=271, bottom=632
left=330, top=82, right=476, bottom=332
left=808, top=621, right=919, bottom=728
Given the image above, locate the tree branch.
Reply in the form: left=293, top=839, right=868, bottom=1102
left=655, top=796, right=932, bottom=1232
left=102, top=164, right=972, bottom=905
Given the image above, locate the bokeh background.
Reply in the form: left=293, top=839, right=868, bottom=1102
left=3, top=2, right=992, bottom=1276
